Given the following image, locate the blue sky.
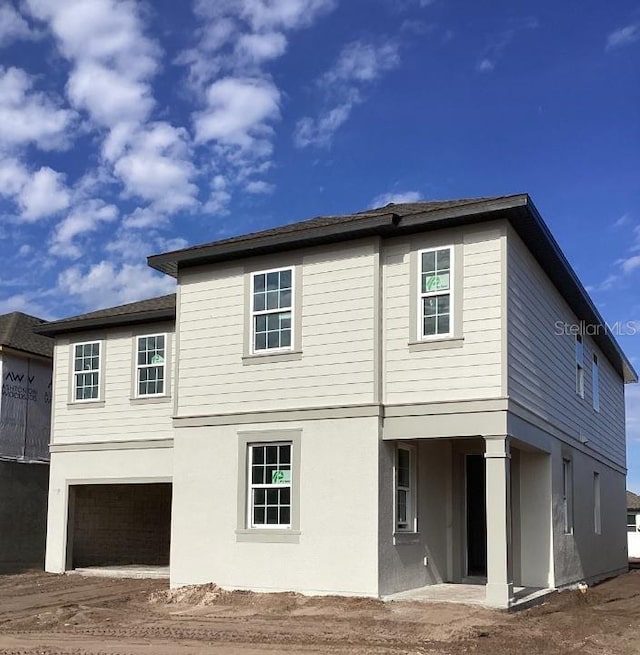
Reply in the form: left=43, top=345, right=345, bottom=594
left=0, top=0, right=638, bottom=486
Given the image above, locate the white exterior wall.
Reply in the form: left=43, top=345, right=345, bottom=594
left=507, top=229, right=626, bottom=467
left=628, top=515, right=640, bottom=558
left=383, top=224, right=505, bottom=405
left=177, top=240, right=377, bottom=416
left=170, top=417, right=380, bottom=596
left=51, top=321, right=175, bottom=445
left=45, top=446, right=173, bottom=573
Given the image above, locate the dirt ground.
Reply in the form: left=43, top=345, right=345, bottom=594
left=0, top=571, right=639, bottom=655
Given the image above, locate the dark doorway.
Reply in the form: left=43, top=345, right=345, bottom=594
left=465, top=455, right=487, bottom=577
left=68, top=483, right=172, bottom=568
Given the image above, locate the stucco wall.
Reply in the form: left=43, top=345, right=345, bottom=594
left=170, top=417, right=380, bottom=595
left=45, top=447, right=173, bottom=573
left=550, top=441, right=627, bottom=587
left=378, top=439, right=452, bottom=596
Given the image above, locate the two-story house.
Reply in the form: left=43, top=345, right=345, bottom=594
left=39, top=194, right=637, bottom=608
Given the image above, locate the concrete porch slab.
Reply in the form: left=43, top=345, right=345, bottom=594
left=382, top=583, right=555, bottom=609
left=69, top=565, right=170, bottom=580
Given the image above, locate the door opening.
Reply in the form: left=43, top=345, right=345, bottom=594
left=465, top=454, right=487, bottom=577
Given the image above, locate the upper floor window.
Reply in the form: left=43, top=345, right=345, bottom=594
left=575, top=335, right=584, bottom=398
left=628, top=513, right=638, bottom=533
left=73, top=341, right=101, bottom=401
left=592, top=354, right=600, bottom=411
left=419, top=247, right=452, bottom=339
left=136, top=334, right=166, bottom=396
left=251, top=268, right=293, bottom=352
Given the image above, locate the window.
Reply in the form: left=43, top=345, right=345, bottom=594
left=419, top=247, right=452, bottom=338
left=592, top=354, right=600, bottom=411
left=593, top=472, right=601, bottom=534
left=73, top=341, right=101, bottom=401
left=575, top=335, right=584, bottom=398
left=248, top=442, right=292, bottom=528
left=628, top=514, right=638, bottom=533
left=251, top=268, right=293, bottom=352
left=562, top=458, right=573, bottom=534
left=395, top=446, right=416, bottom=532
left=136, top=334, right=166, bottom=396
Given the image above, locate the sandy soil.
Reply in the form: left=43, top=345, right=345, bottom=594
left=0, top=570, right=639, bottom=654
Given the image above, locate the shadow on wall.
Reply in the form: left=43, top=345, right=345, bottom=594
left=0, top=461, right=49, bottom=573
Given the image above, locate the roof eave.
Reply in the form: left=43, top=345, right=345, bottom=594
left=36, top=308, right=176, bottom=337
left=147, top=195, right=530, bottom=278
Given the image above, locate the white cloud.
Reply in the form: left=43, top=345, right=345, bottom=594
left=627, top=384, right=640, bottom=444
left=245, top=180, right=274, bottom=194
left=475, top=17, right=538, bottom=73
left=18, top=167, right=70, bottom=222
left=294, top=39, right=400, bottom=148
left=203, top=174, right=232, bottom=215
left=0, top=66, right=76, bottom=151
left=621, top=256, right=640, bottom=274
left=371, top=190, right=422, bottom=207
left=49, top=200, right=118, bottom=258
left=195, top=77, right=281, bottom=150
left=24, top=0, right=198, bottom=217
left=606, top=23, right=640, bottom=51
left=0, top=4, right=39, bottom=47
left=476, top=58, right=495, bottom=73
left=113, top=122, right=198, bottom=213
left=0, top=292, right=49, bottom=318
left=235, top=32, right=287, bottom=64
left=614, top=213, right=630, bottom=228
left=57, top=261, right=175, bottom=311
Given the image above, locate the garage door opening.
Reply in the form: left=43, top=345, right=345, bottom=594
left=67, top=483, right=171, bottom=572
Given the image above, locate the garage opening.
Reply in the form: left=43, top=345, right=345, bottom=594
left=67, top=483, right=172, bottom=569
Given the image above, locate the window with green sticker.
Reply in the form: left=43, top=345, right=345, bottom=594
left=248, top=442, right=292, bottom=528
left=136, top=334, right=166, bottom=396
left=419, top=246, right=452, bottom=338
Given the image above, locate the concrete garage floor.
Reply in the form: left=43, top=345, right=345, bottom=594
left=383, top=583, right=554, bottom=609
left=70, top=564, right=170, bottom=580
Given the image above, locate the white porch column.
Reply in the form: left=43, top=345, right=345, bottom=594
left=484, top=435, right=513, bottom=608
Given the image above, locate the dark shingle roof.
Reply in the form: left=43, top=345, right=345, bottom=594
left=148, top=195, right=508, bottom=276
left=0, top=312, right=53, bottom=358
left=628, top=491, right=640, bottom=510
left=37, top=294, right=176, bottom=336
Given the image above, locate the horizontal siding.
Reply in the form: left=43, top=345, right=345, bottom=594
left=177, top=241, right=377, bottom=415
left=383, top=227, right=505, bottom=405
left=507, top=232, right=626, bottom=466
left=52, top=323, right=175, bottom=444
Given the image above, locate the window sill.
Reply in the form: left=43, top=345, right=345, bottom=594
left=408, top=338, right=464, bottom=352
left=235, top=529, right=301, bottom=543
left=242, top=351, right=302, bottom=365
left=67, top=400, right=105, bottom=409
left=393, top=532, right=420, bottom=546
left=129, top=396, right=172, bottom=405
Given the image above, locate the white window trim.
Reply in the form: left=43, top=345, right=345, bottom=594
left=417, top=246, right=454, bottom=341
left=247, top=441, right=293, bottom=530
left=135, top=333, right=168, bottom=398
left=72, top=340, right=102, bottom=403
left=394, top=443, right=417, bottom=533
left=562, top=458, right=573, bottom=535
left=575, top=335, right=584, bottom=399
left=592, top=354, right=600, bottom=412
left=250, top=266, right=295, bottom=355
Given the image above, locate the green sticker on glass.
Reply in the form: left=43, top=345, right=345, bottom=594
left=423, top=273, right=450, bottom=292
left=272, top=470, right=291, bottom=484
left=151, top=354, right=165, bottom=364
